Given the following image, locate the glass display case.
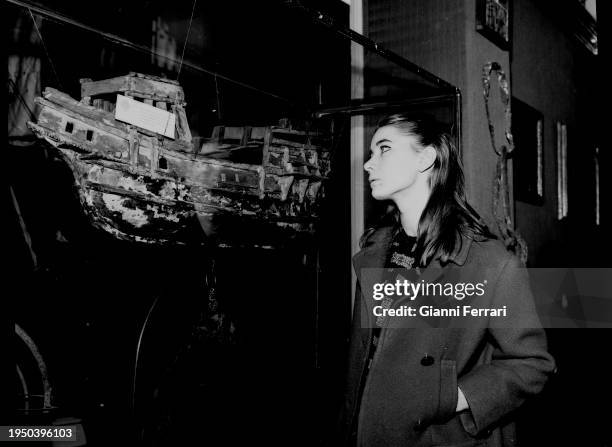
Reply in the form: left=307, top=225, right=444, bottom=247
left=7, top=1, right=461, bottom=444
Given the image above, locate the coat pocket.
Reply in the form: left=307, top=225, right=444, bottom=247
left=437, top=359, right=458, bottom=422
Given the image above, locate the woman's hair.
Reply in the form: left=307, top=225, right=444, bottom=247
left=361, top=112, right=497, bottom=266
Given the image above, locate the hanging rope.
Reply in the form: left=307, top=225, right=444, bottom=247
left=176, top=0, right=197, bottom=82
left=214, top=72, right=222, bottom=119
left=158, top=0, right=198, bottom=142
left=7, top=75, right=38, bottom=123
left=482, top=62, right=528, bottom=265
left=28, top=8, right=63, bottom=90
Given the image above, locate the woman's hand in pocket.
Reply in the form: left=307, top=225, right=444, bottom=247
left=456, top=387, right=469, bottom=412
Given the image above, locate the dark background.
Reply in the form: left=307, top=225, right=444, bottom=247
left=5, top=0, right=612, bottom=446
left=6, top=1, right=352, bottom=445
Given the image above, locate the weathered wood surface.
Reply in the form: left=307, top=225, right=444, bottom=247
left=290, top=178, right=310, bottom=203
left=174, top=105, right=192, bottom=144
left=39, top=88, right=192, bottom=152
left=39, top=88, right=130, bottom=137
left=29, top=110, right=324, bottom=211
left=208, top=125, right=331, bottom=179
left=53, top=151, right=314, bottom=244
left=30, top=106, right=268, bottom=198
left=80, top=72, right=185, bottom=105
left=26, top=76, right=333, bottom=245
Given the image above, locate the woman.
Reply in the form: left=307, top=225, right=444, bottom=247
left=339, top=113, right=555, bottom=447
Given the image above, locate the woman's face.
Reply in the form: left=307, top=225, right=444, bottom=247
left=364, top=125, right=423, bottom=201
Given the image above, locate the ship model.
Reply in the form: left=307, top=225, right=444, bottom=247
left=27, top=72, right=333, bottom=246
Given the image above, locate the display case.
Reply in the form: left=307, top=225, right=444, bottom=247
left=7, top=1, right=461, bottom=445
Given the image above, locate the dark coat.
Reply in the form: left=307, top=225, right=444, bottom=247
left=339, top=226, right=556, bottom=447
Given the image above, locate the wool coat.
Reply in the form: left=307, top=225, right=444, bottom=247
left=339, top=226, right=556, bottom=447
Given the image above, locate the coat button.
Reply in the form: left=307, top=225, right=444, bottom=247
left=420, top=355, right=434, bottom=366
left=413, top=418, right=425, bottom=431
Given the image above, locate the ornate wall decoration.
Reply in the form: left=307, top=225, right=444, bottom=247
left=482, top=61, right=528, bottom=265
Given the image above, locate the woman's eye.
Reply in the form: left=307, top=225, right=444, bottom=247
left=381, top=146, right=391, bottom=154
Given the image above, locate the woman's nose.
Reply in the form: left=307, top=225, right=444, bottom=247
left=364, top=158, right=374, bottom=172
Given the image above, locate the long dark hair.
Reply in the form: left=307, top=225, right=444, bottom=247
left=361, top=113, right=497, bottom=266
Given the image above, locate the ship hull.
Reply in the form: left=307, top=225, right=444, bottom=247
left=27, top=87, right=321, bottom=246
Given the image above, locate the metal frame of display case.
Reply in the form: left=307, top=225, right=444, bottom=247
left=285, top=0, right=462, bottom=153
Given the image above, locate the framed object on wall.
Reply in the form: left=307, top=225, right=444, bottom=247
left=511, top=97, right=544, bottom=205
left=556, top=122, right=568, bottom=219
left=594, top=147, right=600, bottom=226
left=476, top=0, right=510, bottom=50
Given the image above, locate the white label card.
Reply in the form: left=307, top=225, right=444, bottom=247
left=115, top=94, right=175, bottom=139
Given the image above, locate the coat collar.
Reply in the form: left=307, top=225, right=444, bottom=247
left=352, top=226, right=477, bottom=288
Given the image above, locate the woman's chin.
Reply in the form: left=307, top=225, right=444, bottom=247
left=370, top=189, right=389, bottom=201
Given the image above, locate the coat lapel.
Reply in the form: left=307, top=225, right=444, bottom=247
left=419, top=230, right=474, bottom=283
left=353, top=226, right=476, bottom=295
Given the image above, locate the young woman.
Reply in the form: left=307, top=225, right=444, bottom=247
left=339, top=113, right=555, bottom=447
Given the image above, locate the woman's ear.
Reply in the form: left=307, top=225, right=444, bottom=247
left=418, top=145, right=436, bottom=173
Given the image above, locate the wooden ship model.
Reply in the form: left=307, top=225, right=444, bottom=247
left=27, top=72, right=333, bottom=246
